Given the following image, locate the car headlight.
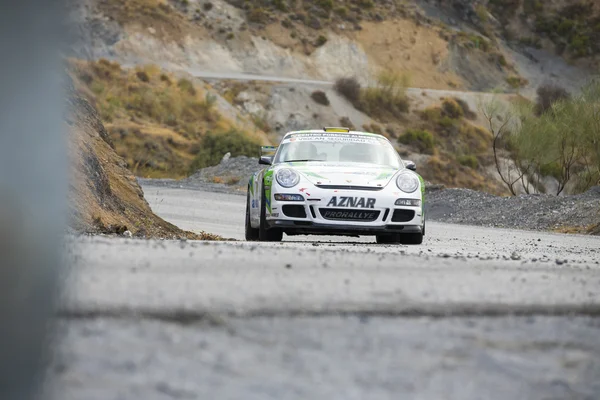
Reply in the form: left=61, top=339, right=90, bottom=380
left=395, top=199, right=421, bottom=207
left=396, top=173, right=419, bottom=193
left=276, top=168, right=300, bottom=188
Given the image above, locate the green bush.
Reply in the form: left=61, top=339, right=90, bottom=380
left=177, top=78, right=196, bottom=96
left=421, top=107, right=442, bottom=122
left=339, top=116, right=355, bottom=130
left=272, top=0, right=287, bottom=11
left=315, top=0, right=333, bottom=11
left=398, top=129, right=434, bottom=154
left=358, top=72, right=410, bottom=119
left=357, top=0, right=374, bottom=9
left=334, top=73, right=411, bottom=120
left=248, top=7, right=268, bottom=23
left=136, top=70, right=150, bottom=82
left=453, top=97, right=477, bottom=119
left=470, top=35, right=490, bottom=52
left=506, top=76, right=528, bottom=89
left=335, top=6, right=348, bottom=17
left=475, top=4, right=489, bottom=22
left=442, top=98, right=464, bottom=119
left=315, top=35, right=328, bottom=47
left=438, top=116, right=457, bottom=129
left=311, top=90, right=330, bottom=106
left=334, top=77, right=362, bottom=105
left=457, top=155, right=479, bottom=169
left=189, top=130, right=261, bottom=171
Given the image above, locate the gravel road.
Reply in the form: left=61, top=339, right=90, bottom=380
left=49, top=183, right=600, bottom=400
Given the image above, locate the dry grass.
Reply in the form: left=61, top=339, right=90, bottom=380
left=68, top=59, right=267, bottom=178
left=97, top=0, right=204, bottom=43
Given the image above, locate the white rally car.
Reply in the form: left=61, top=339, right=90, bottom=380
left=245, top=128, right=425, bottom=244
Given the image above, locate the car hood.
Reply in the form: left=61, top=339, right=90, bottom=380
left=281, top=162, right=399, bottom=188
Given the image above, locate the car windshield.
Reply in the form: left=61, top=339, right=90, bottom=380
left=274, top=132, right=402, bottom=168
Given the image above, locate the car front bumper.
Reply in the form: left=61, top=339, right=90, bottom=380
left=267, top=186, right=423, bottom=236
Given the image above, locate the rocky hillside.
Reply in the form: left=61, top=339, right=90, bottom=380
left=66, top=0, right=597, bottom=195
left=66, top=75, right=217, bottom=239
left=68, top=0, right=596, bottom=91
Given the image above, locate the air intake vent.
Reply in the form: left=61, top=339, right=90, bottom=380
left=282, top=205, right=307, bottom=218
left=391, top=210, right=415, bottom=222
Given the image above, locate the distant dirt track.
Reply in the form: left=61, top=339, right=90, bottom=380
left=49, top=183, right=600, bottom=400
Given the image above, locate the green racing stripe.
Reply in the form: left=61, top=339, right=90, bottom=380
left=263, top=169, right=274, bottom=214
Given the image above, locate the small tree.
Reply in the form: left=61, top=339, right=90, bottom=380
left=480, top=96, right=529, bottom=196
left=502, top=79, right=600, bottom=195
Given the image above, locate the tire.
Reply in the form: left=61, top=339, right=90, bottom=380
left=376, top=234, right=401, bottom=244
left=259, top=186, right=283, bottom=242
left=245, top=190, right=259, bottom=241
left=399, top=232, right=423, bottom=245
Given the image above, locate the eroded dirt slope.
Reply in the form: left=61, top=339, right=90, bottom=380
left=66, top=76, right=213, bottom=239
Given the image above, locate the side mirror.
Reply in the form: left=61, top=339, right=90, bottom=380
left=260, top=145, right=277, bottom=166
left=259, top=156, right=273, bottom=165
left=405, top=160, right=416, bottom=171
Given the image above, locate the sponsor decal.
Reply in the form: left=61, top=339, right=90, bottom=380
left=375, top=172, right=393, bottom=180
left=264, top=170, right=274, bottom=213
left=322, top=210, right=378, bottom=220
left=418, top=174, right=426, bottom=220
left=283, top=133, right=386, bottom=145
left=304, top=171, right=327, bottom=179
left=343, top=171, right=378, bottom=176
left=264, top=173, right=273, bottom=185
left=326, top=196, right=376, bottom=208
left=298, top=188, right=311, bottom=196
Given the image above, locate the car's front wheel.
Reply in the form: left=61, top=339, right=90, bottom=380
left=245, top=190, right=259, bottom=241
left=259, top=187, right=283, bottom=242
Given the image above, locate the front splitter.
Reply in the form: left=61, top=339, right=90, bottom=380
left=269, top=220, right=423, bottom=236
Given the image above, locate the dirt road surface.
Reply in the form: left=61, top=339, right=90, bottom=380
left=49, top=183, right=600, bottom=400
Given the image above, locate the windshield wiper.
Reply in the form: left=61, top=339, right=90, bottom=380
left=285, top=159, right=323, bottom=162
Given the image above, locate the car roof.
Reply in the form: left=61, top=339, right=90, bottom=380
left=282, top=128, right=388, bottom=141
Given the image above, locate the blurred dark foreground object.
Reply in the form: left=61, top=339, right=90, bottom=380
left=0, top=0, right=66, bottom=399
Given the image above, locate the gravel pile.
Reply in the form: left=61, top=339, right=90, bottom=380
left=426, top=186, right=600, bottom=234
